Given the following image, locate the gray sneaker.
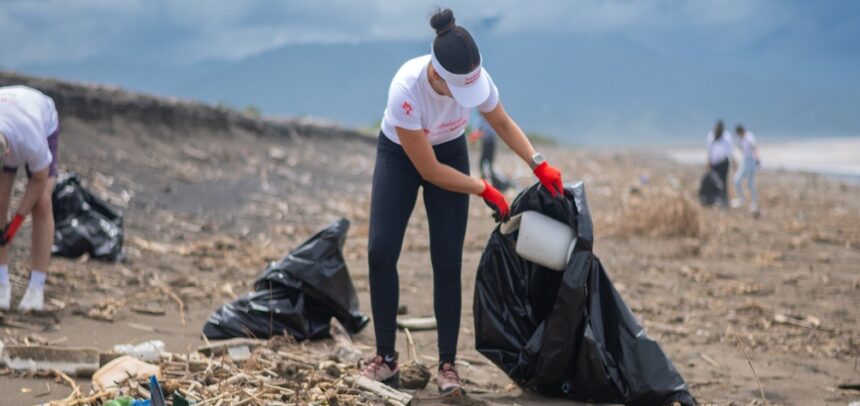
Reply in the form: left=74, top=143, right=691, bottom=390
left=437, top=362, right=465, bottom=396
left=362, top=354, right=399, bottom=388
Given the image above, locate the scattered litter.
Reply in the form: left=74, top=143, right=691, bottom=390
left=92, top=355, right=161, bottom=392
left=149, top=375, right=167, bottom=406
left=473, top=182, right=696, bottom=405
left=52, top=172, right=125, bottom=262
left=203, top=218, right=369, bottom=341
left=43, top=336, right=420, bottom=405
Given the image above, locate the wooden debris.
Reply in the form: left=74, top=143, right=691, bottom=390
left=396, top=316, right=436, bottom=331
left=2, top=345, right=100, bottom=376
left=160, top=285, right=187, bottom=326
left=731, top=331, right=766, bottom=404
left=53, top=369, right=81, bottom=402
left=197, top=338, right=267, bottom=357
left=355, top=375, right=413, bottom=405
left=400, top=328, right=430, bottom=390
left=329, top=319, right=363, bottom=365
left=131, top=304, right=167, bottom=316
left=774, top=312, right=821, bottom=329
left=699, top=352, right=721, bottom=368
left=837, top=383, right=860, bottom=391
left=42, top=337, right=417, bottom=405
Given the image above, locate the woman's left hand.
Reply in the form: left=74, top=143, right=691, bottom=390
left=533, top=161, right=564, bottom=197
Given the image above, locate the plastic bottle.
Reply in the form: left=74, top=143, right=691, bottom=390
left=112, top=340, right=165, bottom=362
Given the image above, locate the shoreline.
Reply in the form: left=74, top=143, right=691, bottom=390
left=663, top=136, right=860, bottom=183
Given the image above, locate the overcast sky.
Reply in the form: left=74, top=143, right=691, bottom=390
left=3, top=0, right=855, bottom=67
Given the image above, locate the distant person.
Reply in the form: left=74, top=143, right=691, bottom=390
left=706, top=120, right=733, bottom=206
left=365, top=9, right=564, bottom=395
left=469, top=113, right=510, bottom=191
left=0, top=85, right=60, bottom=312
left=732, top=124, right=760, bottom=213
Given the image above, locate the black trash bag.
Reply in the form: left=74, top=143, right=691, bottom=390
left=51, top=172, right=124, bottom=262
left=698, top=170, right=724, bottom=206
left=203, top=218, right=369, bottom=341
left=474, top=182, right=696, bottom=406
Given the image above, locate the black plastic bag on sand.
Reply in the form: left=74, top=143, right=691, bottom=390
left=698, top=170, right=724, bottom=206
left=474, top=182, right=696, bottom=406
left=52, top=172, right=124, bottom=262
left=203, top=218, right=369, bottom=341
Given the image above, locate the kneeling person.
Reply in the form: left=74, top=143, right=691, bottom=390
left=0, top=85, right=60, bottom=311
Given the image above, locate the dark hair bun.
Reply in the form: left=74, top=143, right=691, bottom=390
left=430, top=9, right=456, bottom=36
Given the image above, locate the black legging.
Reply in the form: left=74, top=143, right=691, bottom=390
left=713, top=158, right=729, bottom=206
left=479, top=134, right=495, bottom=181
left=368, top=133, right=470, bottom=364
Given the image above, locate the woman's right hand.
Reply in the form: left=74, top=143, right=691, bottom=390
left=479, top=179, right=510, bottom=222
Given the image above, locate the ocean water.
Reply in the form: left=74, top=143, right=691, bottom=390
left=667, top=137, right=860, bottom=184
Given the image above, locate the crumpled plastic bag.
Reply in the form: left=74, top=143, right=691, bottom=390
left=474, top=182, right=696, bottom=405
left=203, top=218, right=369, bottom=341
left=52, top=172, right=124, bottom=262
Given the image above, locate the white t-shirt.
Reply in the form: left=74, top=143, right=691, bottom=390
left=0, top=86, right=58, bottom=171
left=706, top=131, right=733, bottom=165
left=381, top=55, right=500, bottom=145
left=737, top=132, right=757, bottom=160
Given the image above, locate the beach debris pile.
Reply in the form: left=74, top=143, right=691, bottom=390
left=2, top=333, right=416, bottom=406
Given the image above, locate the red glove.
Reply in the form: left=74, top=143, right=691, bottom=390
left=533, top=161, right=564, bottom=197
left=0, top=214, right=24, bottom=246
left=479, top=180, right=510, bottom=222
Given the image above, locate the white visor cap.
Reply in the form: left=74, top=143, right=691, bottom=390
left=430, top=45, right=490, bottom=109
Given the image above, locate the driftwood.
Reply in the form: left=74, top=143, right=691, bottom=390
left=329, top=319, right=363, bottom=364
left=197, top=338, right=267, bottom=357
left=2, top=346, right=100, bottom=376
left=354, top=375, right=413, bottom=405
left=396, top=316, right=436, bottom=331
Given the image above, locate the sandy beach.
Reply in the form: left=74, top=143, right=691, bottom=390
left=0, top=73, right=858, bottom=405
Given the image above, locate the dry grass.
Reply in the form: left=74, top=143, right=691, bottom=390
left=605, top=187, right=704, bottom=238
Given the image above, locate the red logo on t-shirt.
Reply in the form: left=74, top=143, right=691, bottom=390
left=402, top=101, right=413, bottom=116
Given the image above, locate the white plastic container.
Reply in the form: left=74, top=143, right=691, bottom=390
left=501, top=210, right=576, bottom=271
left=112, top=340, right=165, bottom=362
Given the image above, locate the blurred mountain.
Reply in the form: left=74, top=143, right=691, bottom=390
left=19, top=32, right=859, bottom=146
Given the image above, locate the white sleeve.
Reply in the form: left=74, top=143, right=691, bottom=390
left=477, top=72, right=500, bottom=113
left=385, top=84, right=422, bottom=131
left=26, top=138, right=52, bottom=172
